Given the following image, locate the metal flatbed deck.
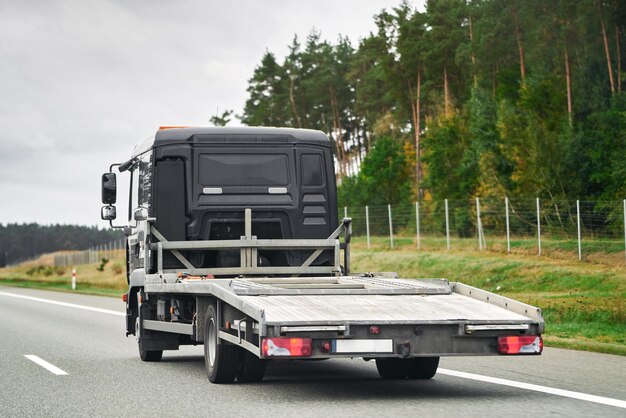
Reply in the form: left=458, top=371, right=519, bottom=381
left=144, top=274, right=543, bottom=328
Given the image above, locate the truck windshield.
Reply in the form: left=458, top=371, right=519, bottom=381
left=198, top=153, right=289, bottom=186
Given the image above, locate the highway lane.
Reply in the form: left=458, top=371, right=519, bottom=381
left=0, top=286, right=624, bottom=417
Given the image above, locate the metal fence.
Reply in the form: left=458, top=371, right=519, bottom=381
left=54, top=239, right=125, bottom=267
left=341, top=198, right=626, bottom=263
left=52, top=199, right=626, bottom=267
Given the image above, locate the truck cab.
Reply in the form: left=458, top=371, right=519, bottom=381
left=103, top=127, right=338, bottom=278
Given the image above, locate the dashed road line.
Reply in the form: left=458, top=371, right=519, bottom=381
left=24, top=355, right=68, bottom=376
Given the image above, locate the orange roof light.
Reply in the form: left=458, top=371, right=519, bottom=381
left=158, top=126, right=192, bottom=130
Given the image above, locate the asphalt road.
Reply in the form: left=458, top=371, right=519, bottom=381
left=0, top=286, right=624, bottom=417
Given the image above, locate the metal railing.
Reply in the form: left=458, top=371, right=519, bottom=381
left=151, top=209, right=352, bottom=276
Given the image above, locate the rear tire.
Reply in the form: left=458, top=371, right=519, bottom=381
left=237, top=351, right=266, bottom=383
left=375, top=358, right=410, bottom=379
left=204, top=305, right=241, bottom=383
left=407, top=357, right=439, bottom=379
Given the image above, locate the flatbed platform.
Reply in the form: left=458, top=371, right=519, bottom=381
left=144, top=274, right=542, bottom=328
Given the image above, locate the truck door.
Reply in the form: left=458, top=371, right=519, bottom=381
left=127, top=151, right=152, bottom=273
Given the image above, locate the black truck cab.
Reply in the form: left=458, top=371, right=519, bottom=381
left=104, top=126, right=338, bottom=277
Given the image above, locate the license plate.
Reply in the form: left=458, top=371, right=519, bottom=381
left=333, top=339, right=393, bottom=353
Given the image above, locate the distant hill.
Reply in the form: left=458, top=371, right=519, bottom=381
left=0, top=223, right=123, bottom=267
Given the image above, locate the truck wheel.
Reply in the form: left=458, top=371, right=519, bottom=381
left=204, top=305, right=241, bottom=383
left=237, top=351, right=266, bottom=383
left=407, top=357, right=439, bottom=379
left=136, top=317, right=163, bottom=362
left=375, top=358, right=409, bottom=379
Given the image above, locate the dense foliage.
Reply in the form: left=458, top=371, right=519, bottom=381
left=0, top=224, right=122, bottom=266
left=241, top=0, right=626, bottom=209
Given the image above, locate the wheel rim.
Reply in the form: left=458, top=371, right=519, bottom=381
left=135, top=317, right=140, bottom=343
left=207, top=317, right=216, bottom=367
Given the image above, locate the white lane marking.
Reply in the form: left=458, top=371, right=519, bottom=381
left=439, top=368, right=626, bottom=409
left=24, top=355, right=68, bottom=375
left=0, top=291, right=124, bottom=317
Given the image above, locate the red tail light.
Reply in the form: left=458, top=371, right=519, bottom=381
left=498, top=335, right=543, bottom=354
left=122, top=293, right=127, bottom=302
left=261, top=337, right=312, bottom=357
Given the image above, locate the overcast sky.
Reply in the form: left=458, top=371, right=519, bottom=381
left=0, top=0, right=420, bottom=227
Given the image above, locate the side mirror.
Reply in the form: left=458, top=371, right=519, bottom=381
left=101, top=205, right=117, bottom=221
left=134, top=207, right=148, bottom=221
left=101, top=173, right=117, bottom=204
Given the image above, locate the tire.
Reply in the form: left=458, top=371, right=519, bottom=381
left=204, top=305, right=241, bottom=383
left=136, top=317, right=163, bottom=362
left=375, top=358, right=410, bottom=379
left=237, top=351, right=266, bottom=383
left=139, top=347, right=163, bottom=362
left=407, top=357, right=439, bottom=379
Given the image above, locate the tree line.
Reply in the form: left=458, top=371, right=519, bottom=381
left=0, top=223, right=123, bottom=267
left=239, top=0, right=626, bottom=212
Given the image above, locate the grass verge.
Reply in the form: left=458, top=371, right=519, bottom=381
left=0, top=250, right=127, bottom=297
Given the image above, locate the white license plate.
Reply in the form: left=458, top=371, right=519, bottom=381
left=334, top=339, right=393, bottom=353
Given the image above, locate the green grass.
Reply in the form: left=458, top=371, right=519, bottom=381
left=353, top=234, right=626, bottom=263
left=0, top=278, right=124, bottom=297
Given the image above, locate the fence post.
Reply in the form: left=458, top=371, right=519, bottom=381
left=445, top=199, right=450, bottom=250
left=415, top=201, right=421, bottom=250
left=476, top=197, right=482, bottom=251
left=505, top=197, right=511, bottom=254
left=344, top=206, right=347, bottom=219
left=388, top=204, right=394, bottom=249
left=366, top=206, right=370, bottom=249
left=536, top=197, right=542, bottom=256
left=577, top=200, right=582, bottom=261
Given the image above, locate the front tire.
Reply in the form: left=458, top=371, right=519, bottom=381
left=204, top=305, right=241, bottom=383
left=136, top=317, right=162, bottom=362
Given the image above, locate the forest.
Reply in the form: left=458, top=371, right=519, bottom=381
left=0, top=224, right=122, bottom=267
left=239, top=0, right=626, bottom=211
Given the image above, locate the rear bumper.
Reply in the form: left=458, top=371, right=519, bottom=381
left=257, top=321, right=542, bottom=359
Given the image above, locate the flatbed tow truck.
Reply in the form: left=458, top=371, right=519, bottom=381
left=100, top=127, right=543, bottom=383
